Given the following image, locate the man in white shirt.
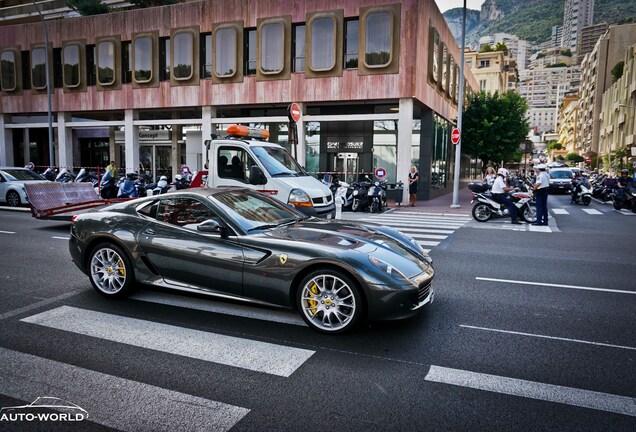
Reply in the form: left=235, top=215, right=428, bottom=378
left=492, top=168, right=520, bottom=224
left=533, top=164, right=550, bottom=225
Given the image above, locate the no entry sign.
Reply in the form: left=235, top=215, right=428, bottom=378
left=451, top=127, right=461, bottom=145
left=288, top=103, right=302, bottom=123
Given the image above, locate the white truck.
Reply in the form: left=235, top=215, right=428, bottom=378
left=199, top=125, right=335, bottom=218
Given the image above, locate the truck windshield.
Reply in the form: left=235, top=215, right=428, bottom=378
left=251, top=146, right=305, bottom=177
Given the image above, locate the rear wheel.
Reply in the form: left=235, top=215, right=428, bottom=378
left=370, top=201, right=379, bottom=213
left=582, top=196, right=591, bottom=206
left=613, top=200, right=622, bottom=210
left=88, top=243, right=134, bottom=297
left=521, top=204, right=537, bottom=223
left=472, top=203, right=492, bottom=222
left=6, top=190, right=21, bottom=207
left=297, top=269, right=362, bottom=334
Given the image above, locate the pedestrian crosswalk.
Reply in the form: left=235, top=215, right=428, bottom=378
left=343, top=211, right=471, bottom=252
left=550, top=207, right=636, bottom=216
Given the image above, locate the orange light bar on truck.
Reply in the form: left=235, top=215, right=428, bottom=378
left=226, top=124, right=270, bottom=140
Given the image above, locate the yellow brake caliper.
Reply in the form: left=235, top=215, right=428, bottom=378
left=308, top=283, right=319, bottom=315
left=118, top=259, right=126, bottom=277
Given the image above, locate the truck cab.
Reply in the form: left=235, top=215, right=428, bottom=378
left=203, top=125, right=335, bottom=218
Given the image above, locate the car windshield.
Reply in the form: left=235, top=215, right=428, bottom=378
left=550, top=170, right=573, bottom=179
left=251, top=146, right=305, bottom=177
left=211, top=189, right=306, bottom=232
left=2, top=169, right=46, bottom=181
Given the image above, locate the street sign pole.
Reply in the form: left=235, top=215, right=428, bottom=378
left=450, top=0, right=467, bottom=209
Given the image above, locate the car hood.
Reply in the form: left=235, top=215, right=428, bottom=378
left=258, top=219, right=432, bottom=278
left=270, top=176, right=331, bottom=199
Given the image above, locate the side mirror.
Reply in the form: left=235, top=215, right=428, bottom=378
left=249, top=165, right=267, bottom=185
left=197, top=219, right=221, bottom=233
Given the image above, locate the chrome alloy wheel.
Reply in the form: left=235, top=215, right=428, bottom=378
left=300, top=274, right=356, bottom=332
left=472, top=203, right=492, bottom=222
left=90, top=248, right=127, bottom=294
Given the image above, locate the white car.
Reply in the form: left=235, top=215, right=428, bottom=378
left=0, top=167, right=50, bottom=206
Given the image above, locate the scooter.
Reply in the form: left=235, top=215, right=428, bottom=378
left=100, top=170, right=118, bottom=199
left=149, top=176, right=170, bottom=195
left=570, top=180, right=592, bottom=206
left=117, top=173, right=145, bottom=198
left=55, top=168, right=75, bottom=183
left=367, top=177, right=388, bottom=213
left=612, top=183, right=636, bottom=213
left=470, top=181, right=537, bottom=223
left=351, top=178, right=372, bottom=212
left=323, top=175, right=353, bottom=210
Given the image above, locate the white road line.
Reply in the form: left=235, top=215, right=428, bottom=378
left=389, top=227, right=455, bottom=234
left=51, top=236, right=69, bottom=240
left=130, top=291, right=306, bottom=327
left=0, top=347, right=249, bottom=432
left=393, top=211, right=471, bottom=219
left=582, top=209, right=602, bottom=215
left=370, top=215, right=470, bottom=223
left=425, top=365, right=636, bottom=417
left=551, top=208, right=570, bottom=215
left=368, top=220, right=465, bottom=229
left=0, top=230, right=16, bottom=234
left=21, top=306, right=315, bottom=377
left=0, top=289, right=84, bottom=321
left=528, top=225, right=552, bottom=232
left=460, top=325, right=636, bottom=352
left=476, top=277, right=636, bottom=295
left=413, top=240, right=440, bottom=247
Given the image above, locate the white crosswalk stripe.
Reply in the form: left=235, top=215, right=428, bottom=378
left=551, top=208, right=570, bottom=215
left=582, top=209, right=602, bottom=215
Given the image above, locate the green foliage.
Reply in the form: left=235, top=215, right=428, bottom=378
left=494, top=42, right=508, bottom=53
left=566, top=153, right=584, bottom=162
left=461, top=91, right=530, bottom=168
left=546, top=62, right=568, bottom=68
left=129, top=0, right=176, bottom=6
left=611, top=61, right=625, bottom=83
left=480, top=43, right=493, bottom=52
left=560, top=49, right=572, bottom=57
left=546, top=140, right=562, bottom=152
left=65, top=0, right=110, bottom=15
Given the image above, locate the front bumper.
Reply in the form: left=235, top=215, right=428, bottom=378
left=365, top=272, right=434, bottom=321
left=296, top=202, right=336, bottom=218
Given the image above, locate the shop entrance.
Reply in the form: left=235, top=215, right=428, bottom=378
left=333, top=153, right=359, bottom=184
left=140, top=145, right=172, bottom=181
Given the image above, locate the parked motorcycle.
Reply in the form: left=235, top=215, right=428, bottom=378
left=351, top=178, right=372, bottom=212
left=367, top=177, right=388, bottom=213
left=100, top=170, right=118, bottom=199
left=570, top=178, right=592, bottom=206
left=470, top=181, right=537, bottom=223
left=148, top=175, right=170, bottom=195
left=323, top=174, right=353, bottom=210
left=117, top=173, right=146, bottom=198
left=41, top=167, right=58, bottom=181
left=55, top=168, right=75, bottom=183
left=612, top=182, right=636, bottom=212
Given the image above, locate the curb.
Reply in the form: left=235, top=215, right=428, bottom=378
left=0, top=206, right=30, bottom=213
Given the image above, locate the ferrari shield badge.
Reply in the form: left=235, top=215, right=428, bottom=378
left=279, top=254, right=288, bottom=265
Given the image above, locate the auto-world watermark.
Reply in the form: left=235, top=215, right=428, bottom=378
left=0, top=397, right=88, bottom=423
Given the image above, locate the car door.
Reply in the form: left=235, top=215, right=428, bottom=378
left=136, top=196, right=245, bottom=296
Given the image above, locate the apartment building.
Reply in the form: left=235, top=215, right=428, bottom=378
left=557, top=94, right=579, bottom=153
left=562, top=0, right=595, bottom=53
left=576, top=23, right=608, bottom=64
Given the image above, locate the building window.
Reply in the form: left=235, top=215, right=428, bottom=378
left=97, top=40, right=115, bottom=85
left=214, top=27, right=237, bottom=77
left=53, top=48, right=62, bottom=88
left=343, top=19, right=359, bottom=69
left=173, top=31, right=193, bottom=80
left=260, top=21, right=284, bottom=74
left=429, top=26, right=439, bottom=83
left=244, top=28, right=256, bottom=75
left=292, top=24, right=305, bottom=72
left=364, top=11, right=392, bottom=68
left=159, top=37, right=170, bottom=81
left=479, top=59, right=490, bottom=68
left=31, top=47, right=47, bottom=89
left=86, top=45, right=96, bottom=86
left=309, top=16, right=335, bottom=71
left=201, top=34, right=212, bottom=78
left=134, top=36, right=153, bottom=83
left=63, top=44, right=81, bottom=87
left=0, top=50, right=16, bottom=91
left=480, top=80, right=487, bottom=91
left=122, top=41, right=132, bottom=84
left=21, top=51, right=31, bottom=90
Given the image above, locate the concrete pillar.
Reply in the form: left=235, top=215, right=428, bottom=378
left=0, top=115, right=14, bottom=166
left=56, top=112, right=73, bottom=169
left=23, top=129, right=30, bottom=167
left=171, top=123, right=182, bottom=181
left=296, top=103, right=306, bottom=167
left=124, top=110, right=139, bottom=174
left=201, top=106, right=214, bottom=170
left=397, top=98, right=414, bottom=205
left=420, top=109, right=434, bottom=201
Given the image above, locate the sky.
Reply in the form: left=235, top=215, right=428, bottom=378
left=434, top=0, right=484, bottom=13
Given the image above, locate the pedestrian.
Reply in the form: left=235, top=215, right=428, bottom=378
left=106, top=160, right=118, bottom=178
left=408, top=166, right=419, bottom=207
left=532, top=164, right=549, bottom=226
left=491, top=168, right=520, bottom=224
left=484, top=166, right=496, bottom=186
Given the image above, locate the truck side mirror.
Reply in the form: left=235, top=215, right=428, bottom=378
left=249, top=166, right=267, bottom=185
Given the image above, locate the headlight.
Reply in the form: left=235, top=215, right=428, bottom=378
left=403, top=234, right=433, bottom=263
left=288, top=189, right=313, bottom=208
left=368, top=256, right=410, bottom=282
left=353, top=190, right=359, bottom=196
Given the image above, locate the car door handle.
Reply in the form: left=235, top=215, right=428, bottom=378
left=143, top=228, right=155, bottom=235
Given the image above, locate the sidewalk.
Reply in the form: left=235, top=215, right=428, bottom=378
left=389, top=184, right=474, bottom=216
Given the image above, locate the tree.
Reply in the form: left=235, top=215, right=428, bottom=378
left=566, top=152, right=584, bottom=163
left=611, top=61, right=625, bottom=83
left=65, top=0, right=110, bottom=15
left=461, top=91, right=530, bottom=169
left=494, top=42, right=508, bottom=54
left=480, top=43, right=493, bottom=52
left=546, top=140, right=562, bottom=152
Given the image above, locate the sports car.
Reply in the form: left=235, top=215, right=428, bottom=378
left=69, top=188, right=435, bottom=333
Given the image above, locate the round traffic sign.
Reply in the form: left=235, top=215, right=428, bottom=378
left=375, top=167, right=386, bottom=179
left=451, top=127, right=461, bottom=145
left=288, top=102, right=302, bottom=123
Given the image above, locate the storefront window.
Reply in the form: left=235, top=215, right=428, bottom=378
left=310, top=16, right=335, bottom=71
left=1, top=50, right=16, bottom=91
left=260, top=22, right=284, bottom=74
left=31, top=47, right=47, bottom=89
left=431, top=114, right=449, bottom=189
left=214, top=27, right=237, bottom=77
left=97, top=40, right=115, bottom=85
left=305, top=122, right=320, bottom=177
left=292, top=25, right=305, bottom=72
left=364, top=12, right=392, bottom=68
left=344, top=19, right=359, bottom=68
left=373, top=121, right=397, bottom=183
left=134, top=36, right=153, bottom=83
left=173, top=32, right=193, bottom=80
left=63, top=44, right=80, bottom=87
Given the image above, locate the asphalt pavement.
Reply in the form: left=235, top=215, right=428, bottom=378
left=0, top=193, right=635, bottom=432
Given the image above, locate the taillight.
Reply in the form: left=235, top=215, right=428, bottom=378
left=71, top=215, right=79, bottom=223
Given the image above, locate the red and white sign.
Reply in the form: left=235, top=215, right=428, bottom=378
left=374, top=167, right=387, bottom=178
left=288, top=103, right=302, bottom=123
left=451, top=127, right=461, bottom=145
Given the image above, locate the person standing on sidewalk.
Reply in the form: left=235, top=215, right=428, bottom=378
left=533, top=164, right=550, bottom=226
left=408, top=166, right=419, bottom=207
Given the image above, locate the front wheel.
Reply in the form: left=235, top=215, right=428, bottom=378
left=582, top=195, right=591, bottom=206
left=6, top=190, right=21, bottom=207
left=613, top=200, right=622, bottom=211
left=370, top=201, right=379, bottom=213
left=472, top=203, right=492, bottom=222
left=88, top=243, right=135, bottom=297
left=297, top=269, right=363, bottom=334
left=521, top=204, right=537, bottom=223
left=351, top=198, right=360, bottom=212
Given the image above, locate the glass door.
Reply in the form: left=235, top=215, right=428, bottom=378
left=334, top=152, right=359, bottom=184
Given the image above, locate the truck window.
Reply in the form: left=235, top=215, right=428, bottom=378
left=218, top=147, right=257, bottom=183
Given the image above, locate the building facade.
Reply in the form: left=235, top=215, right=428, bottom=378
left=0, top=0, right=478, bottom=202
left=464, top=49, right=515, bottom=95
left=557, top=94, right=579, bottom=153
left=576, top=23, right=608, bottom=64
left=561, top=0, right=594, bottom=53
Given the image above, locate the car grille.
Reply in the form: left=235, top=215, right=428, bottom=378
left=418, top=281, right=432, bottom=303
left=312, top=195, right=333, bottom=205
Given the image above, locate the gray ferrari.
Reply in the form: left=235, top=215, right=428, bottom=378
left=69, top=188, right=434, bottom=333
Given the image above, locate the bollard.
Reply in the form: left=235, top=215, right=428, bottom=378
left=335, top=196, right=343, bottom=219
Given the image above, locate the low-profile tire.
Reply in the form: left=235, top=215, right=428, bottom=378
left=472, top=203, right=492, bottom=222
left=6, top=190, right=21, bottom=207
left=582, top=196, right=591, bottom=206
left=521, top=204, right=537, bottom=223
left=296, top=269, right=363, bottom=334
left=88, top=243, right=135, bottom=297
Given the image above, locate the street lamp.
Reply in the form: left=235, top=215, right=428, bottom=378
left=31, top=0, right=54, bottom=168
left=450, top=0, right=467, bottom=208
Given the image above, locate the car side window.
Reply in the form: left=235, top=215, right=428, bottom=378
left=218, top=146, right=257, bottom=183
left=156, top=197, right=218, bottom=230
left=137, top=201, right=159, bottom=219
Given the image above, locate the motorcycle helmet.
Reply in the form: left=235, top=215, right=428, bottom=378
left=175, top=174, right=183, bottom=181
left=621, top=169, right=629, bottom=176
left=160, top=175, right=168, bottom=181
left=497, top=168, right=508, bottom=177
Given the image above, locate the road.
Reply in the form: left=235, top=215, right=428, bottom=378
left=0, top=193, right=634, bottom=431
